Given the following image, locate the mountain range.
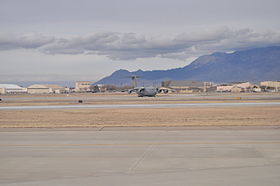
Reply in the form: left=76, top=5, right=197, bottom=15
left=94, top=46, right=280, bottom=86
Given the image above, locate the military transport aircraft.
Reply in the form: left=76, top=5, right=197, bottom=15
left=129, top=86, right=158, bottom=97
left=126, top=75, right=168, bottom=97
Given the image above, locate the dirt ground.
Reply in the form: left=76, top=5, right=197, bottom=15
left=1, top=106, right=280, bottom=128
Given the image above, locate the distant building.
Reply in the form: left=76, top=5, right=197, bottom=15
left=217, top=82, right=260, bottom=93
left=260, top=81, right=280, bottom=92
left=27, top=84, right=65, bottom=94
left=0, top=84, right=27, bottom=94
left=75, top=81, right=91, bottom=92
left=231, top=85, right=243, bottom=93
left=162, top=80, right=213, bottom=93
left=216, top=84, right=233, bottom=92
left=233, top=82, right=257, bottom=92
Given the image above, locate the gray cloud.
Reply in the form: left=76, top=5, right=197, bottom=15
left=0, top=33, right=55, bottom=50
left=1, top=28, right=280, bottom=60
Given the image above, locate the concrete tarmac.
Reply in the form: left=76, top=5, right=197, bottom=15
left=1, top=127, right=280, bottom=186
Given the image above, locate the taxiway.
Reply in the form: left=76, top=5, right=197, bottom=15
left=1, top=127, right=280, bottom=186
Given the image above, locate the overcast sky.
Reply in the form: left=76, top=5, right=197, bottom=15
left=1, top=0, right=280, bottom=83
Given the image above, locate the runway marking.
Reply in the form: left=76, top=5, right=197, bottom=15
left=1, top=141, right=280, bottom=147
left=127, top=145, right=155, bottom=173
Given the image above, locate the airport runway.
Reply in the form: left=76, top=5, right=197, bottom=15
left=1, top=127, right=280, bottom=186
left=2, top=93, right=280, bottom=101
left=1, top=102, right=280, bottom=110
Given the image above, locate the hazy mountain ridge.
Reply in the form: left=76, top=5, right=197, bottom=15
left=95, top=46, right=280, bottom=85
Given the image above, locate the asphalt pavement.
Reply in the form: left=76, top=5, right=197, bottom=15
left=1, top=127, right=280, bottom=186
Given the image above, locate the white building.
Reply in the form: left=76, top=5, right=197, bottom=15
left=75, top=81, right=91, bottom=92
left=27, top=84, right=65, bottom=94
left=0, top=84, right=27, bottom=94
left=216, top=85, right=233, bottom=92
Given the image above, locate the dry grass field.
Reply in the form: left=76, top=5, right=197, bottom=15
left=1, top=107, right=280, bottom=128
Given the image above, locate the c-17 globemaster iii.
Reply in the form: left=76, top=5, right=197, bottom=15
left=129, top=86, right=158, bottom=97
left=126, top=75, right=168, bottom=97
